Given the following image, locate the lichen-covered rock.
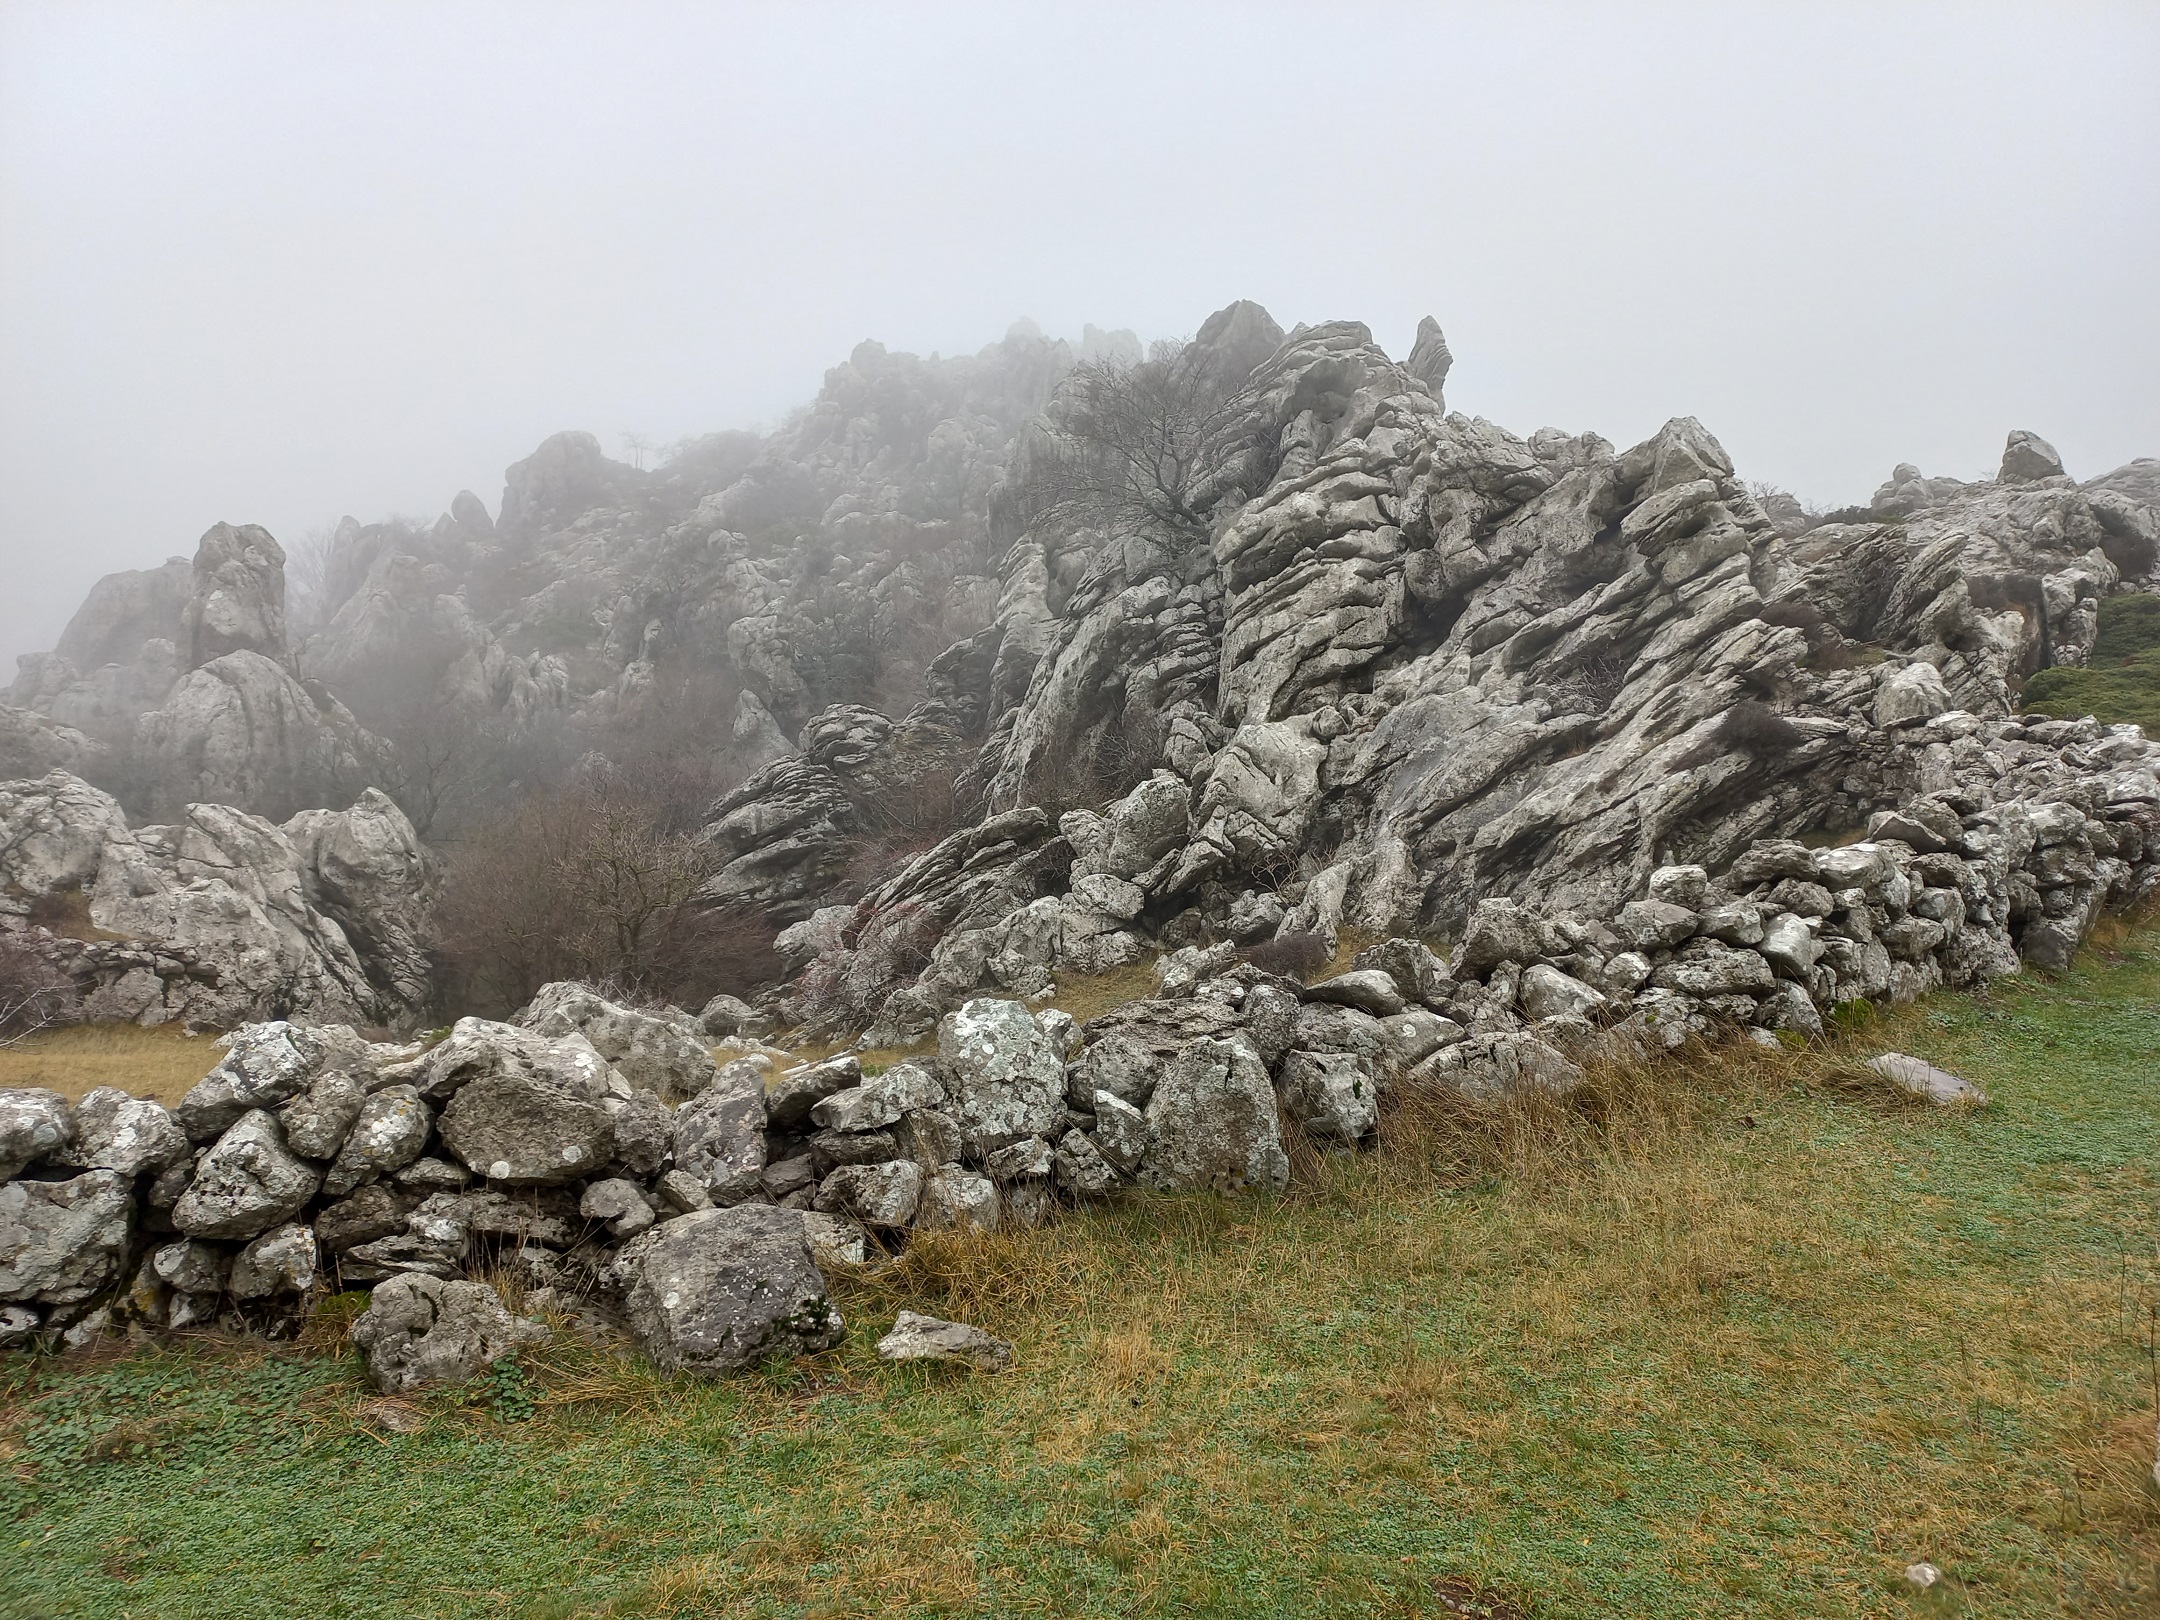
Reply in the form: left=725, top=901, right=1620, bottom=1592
left=321, top=1086, right=432, bottom=1197
left=0, top=1170, right=133, bottom=1307
left=177, top=1022, right=346, bottom=1142
left=229, top=1223, right=318, bottom=1299
left=613, top=1205, right=843, bottom=1376
left=1415, top=1032, right=1585, bottom=1101
left=1302, top=970, right=1405, bottom=1017
left=274, top=1066, right=367, bottom=1161
left=764, top=1055, right=860, bottom=1132
left=171, top=1110, right=320, bottom=1239
left=672, top=1060, right=767, bottom=1203
left=350, top=1272, right=547, bottom=1392
left=814, top=1160, right=925, bottom=1227
left=580, top=1177, right=657, bottom=1239
left=876, top=1310, right=1014, bottom=1372
left=915, top=1165, right=999, bottom=1231
left=0, top=1088, right=75, bottom=1180
left=1139, top=1036, right=1288, bottom=1194
left=1090, top=1091, right=1148, bottom=1173
left=937, top=997, right=1067, bottom=1155
left=1277, top=1050, right=1379, bottom=1142
left=432, top=1027, right=617, bottom=1187
left=514, top=981, right=717, bottom=1101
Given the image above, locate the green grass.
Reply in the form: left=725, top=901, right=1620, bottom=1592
left=2023, top=593, right=2160, bottom=732
left=6, top=928, right=2160, bottom=1618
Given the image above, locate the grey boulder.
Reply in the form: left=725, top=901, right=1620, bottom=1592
left=435, top=1033, right=616, bottom=1187
left=322, top=1085, right=432, bottom=1196
left=171, top=1110, right=321, bottom=1240
left=0, top=1169, right=133, bottom=1307
left=1866, top=1052, right=1988, bottom=1106
left=57, top=1088, right=188, bottom=1178
left=1277, top=1049, right=1379, bottom=1142
left=176, top=1022, right=343, bottom=1141
left=229, top=1223, right=318, bottom=1299
left=350, top=1272, right=547, bottom=1393
left=514, top=980, right=718, bottom=1101
left=614, top=1204, right=844, bottom=1375
left=1139, top=1036, right=1289, bottom=1194
left=0, top=1089, right=73, bottom=1180
left=672, top=1060, right=768, bottom=1202
left=938, top=997, right=1068, bottom=1154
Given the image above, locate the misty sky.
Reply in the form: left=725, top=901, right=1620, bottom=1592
left=3, top=2, right=2156, bottom=673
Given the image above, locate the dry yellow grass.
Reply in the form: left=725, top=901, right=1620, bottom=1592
left=0, top=1021, right=218, bottom=1104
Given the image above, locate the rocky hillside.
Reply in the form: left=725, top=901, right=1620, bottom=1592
left=2, top=301, right=2157, bottom=1039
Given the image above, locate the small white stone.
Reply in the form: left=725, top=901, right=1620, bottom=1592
left=490, top=1160, right=511, bottom=1179
left=1904, top=1562, right=1940, bottom=1589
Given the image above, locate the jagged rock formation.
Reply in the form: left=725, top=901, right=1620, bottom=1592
left=0, top=771, right=433, bottom=1028
left=8, top=300, right=2158, bottom=1052
left=736, top=307, right=2160, bottom=1041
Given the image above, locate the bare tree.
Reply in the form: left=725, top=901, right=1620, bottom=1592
left=284, top=523, right=340, bottom=637
left=1021, top=344, right=1260, bottom=544
left=431, top=762, right=717, bottom=1012
left=621, top=430, right=655, bottom=471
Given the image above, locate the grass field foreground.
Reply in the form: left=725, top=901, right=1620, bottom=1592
left=4, top=929, right=2160, bottom=1617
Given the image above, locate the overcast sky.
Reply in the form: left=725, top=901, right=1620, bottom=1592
left=3, top=1, right=2156, bottom=672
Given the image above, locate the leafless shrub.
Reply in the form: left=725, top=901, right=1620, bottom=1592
left=1242, top=931, right=1331, bottom=983
left=0, top=933, right=78, bottom=1044
left=1019, top=349, right=1258, bottom=545
left=1546, top=651, right=1632, bottom=716
left=432, top=762, right=715, bottom=1015
left=1714, top=699, right=1807, bottom=758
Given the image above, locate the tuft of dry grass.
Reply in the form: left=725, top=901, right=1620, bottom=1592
left=0, top=1021, right=217, bottom=1104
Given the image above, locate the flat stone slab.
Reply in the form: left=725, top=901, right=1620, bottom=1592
left=1866, top=1052, right=1987, bottom=1107
left=875, top=1310, right=1014, bottom=1372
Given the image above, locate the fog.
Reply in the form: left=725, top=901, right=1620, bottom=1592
left=2, top=0, right=2155, bottom=672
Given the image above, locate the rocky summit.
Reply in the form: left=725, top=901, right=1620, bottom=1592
left=3, top=301, right=2158, bottom=1377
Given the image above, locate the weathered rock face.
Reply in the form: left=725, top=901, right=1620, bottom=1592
left=0, top=1170, right=133, bottom=1307
left=184, top=523, right=290, bottom=668
left=432, top=1024, right=619, bottom=1186
left=613, top=1204, right=844, bottom=1375
left=350, top=1272, right=547, bottom=1393
left=514, top=982, right=716, bottom=1101
left=762, top=309, right=2160, bottom=1040
left=0, top=773, right=435, bottom=1031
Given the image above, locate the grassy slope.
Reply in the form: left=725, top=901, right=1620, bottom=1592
left=2023, top=593, right=2160, bottom=734
left=5, top=932, right=2160, bottom=1619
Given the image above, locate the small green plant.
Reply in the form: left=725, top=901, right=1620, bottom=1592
left=478, top=1355, right=535, bottom=1423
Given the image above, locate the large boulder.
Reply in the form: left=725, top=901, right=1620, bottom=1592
left=1138, top=1036, right=1289, bottom=1194
left=613, top=1205, right=845, bottom=1375
left=171, top=1110, right=321, bottom=1240
left=0, top=1169, right=133, bottom=1307
left=435, top=1040, right=617, bottom=1187
left=936, top=998, right=1067, bottom=1155
left=177, top=1022, right=348, bottom=1141
left=514, top=982, right=717, bottom=1101
left=349, top=1272, right=547, bottom=1393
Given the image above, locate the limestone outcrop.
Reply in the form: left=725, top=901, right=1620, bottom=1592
left=0, top=771, right=434, bottom=1029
